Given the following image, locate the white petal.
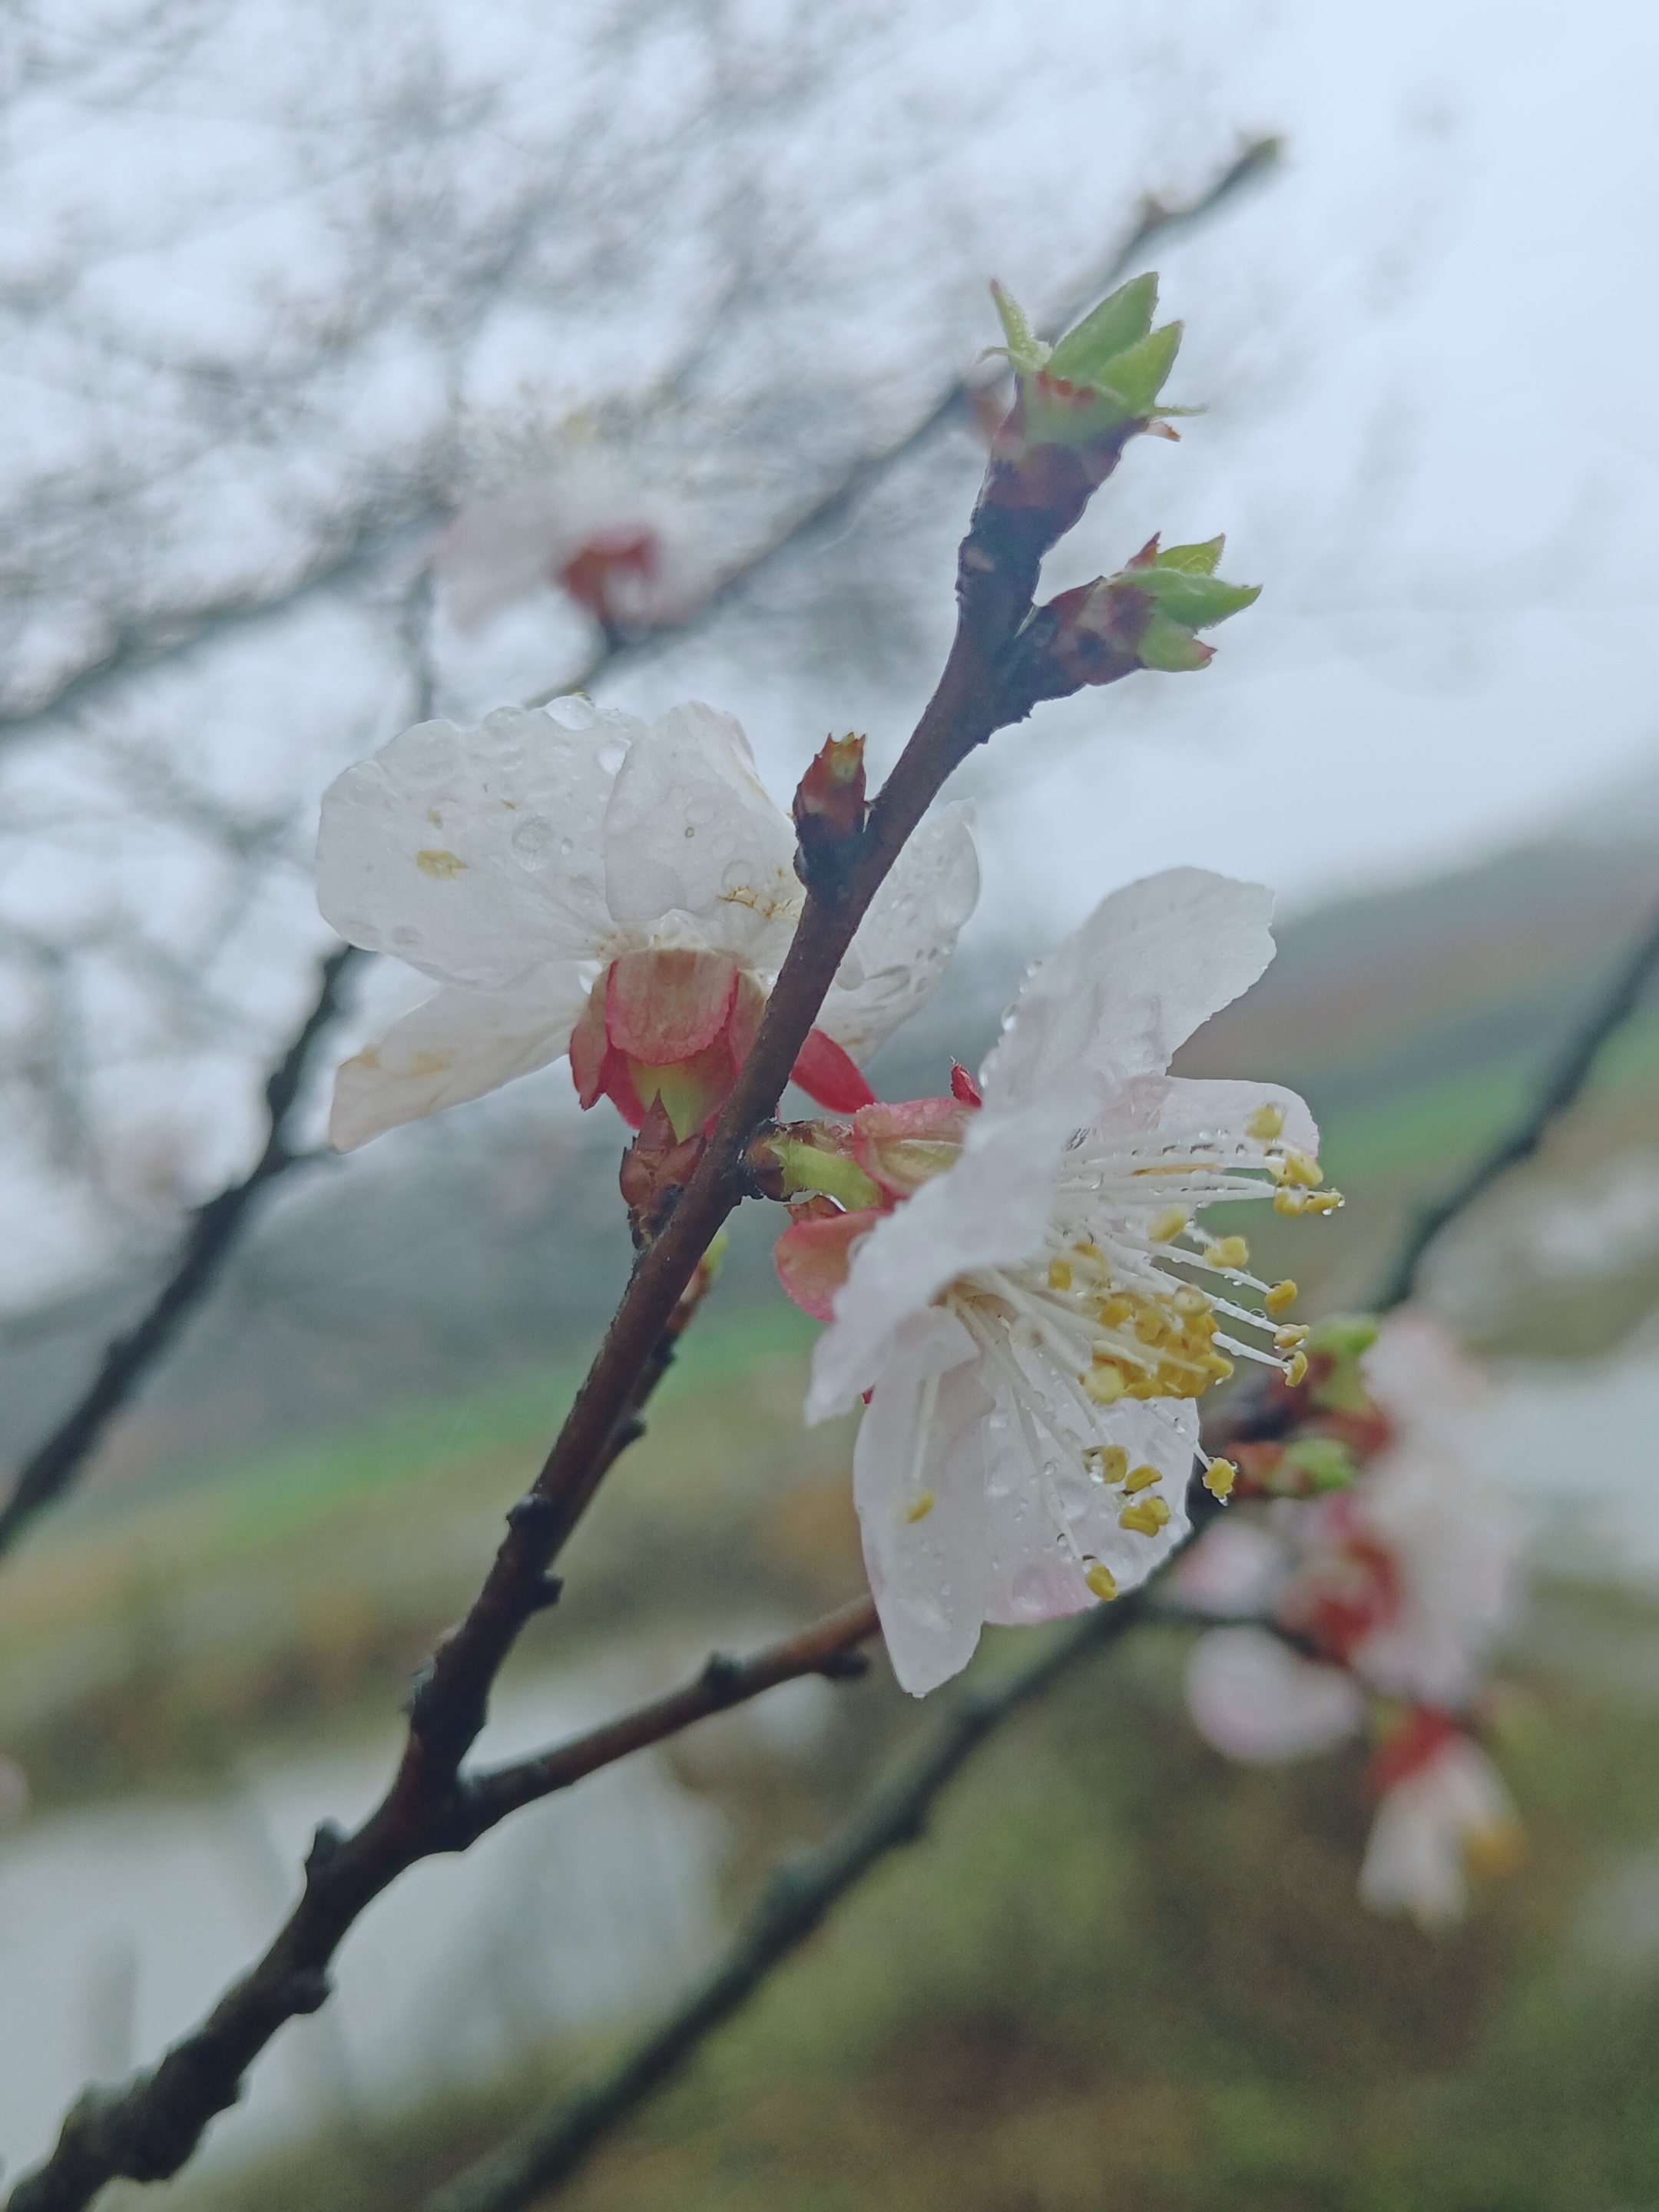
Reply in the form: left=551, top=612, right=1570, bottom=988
left=1186, top=1625, right=1365, bottom=1763
left=317, top=698, right=635, bottom=992
left=1174, top=1518, right=1291, bottom=1618
left=1357, top=1739, right=1517, bottom=1929
left=1348, top=1447, right=1517, bottom=1707
left=817, top=803, right=979, bottom=1061
left=806, top=1094, right=1084, bottom=1422
left=982, top=1392, right=1197, bottom=1624
left=328, top=968, right=589, bottom=1151
left=601, top=702, right=799, bottom=965
left=1088, top=1073, right=1320, bottom=1162
left=979, top=868, right=1277, bottom=1111
left=853, top=1309, right=994, bottom=1697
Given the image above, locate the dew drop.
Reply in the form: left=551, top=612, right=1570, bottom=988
left=511, top=816, right=558, bottom=865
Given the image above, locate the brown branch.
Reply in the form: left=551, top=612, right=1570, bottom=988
left=425, top=1588, right=1151, bottom=2212
left=0, top=943, right=363, bottom=1561
left=5, top=1585, right=877, bottom=2212
left=3, top=310, right=1098, bottom=2212
left=5, top=144, right=1285, bottom=2205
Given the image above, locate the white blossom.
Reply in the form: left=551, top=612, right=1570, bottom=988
left=805, top=866, right=1330, bottom=1696
left=316, top=695, right=978, bottom=1149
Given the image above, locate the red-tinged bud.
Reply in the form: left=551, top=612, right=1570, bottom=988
left=949, top=1061, right=982, bottom=1106
left=793, top=733, right=868, bottom=891
left=849, top=1096, right=973, bottom=1197
left=570, top=949, right=765, bottom=1140
left=555, top=525, right=661, bottom=624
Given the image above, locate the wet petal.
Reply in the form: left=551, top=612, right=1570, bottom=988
left=604, top=949, right=740, bottom=1062
left=1091, top=1073, right=1319, bottom=1162
left=329, top=968, right=588, bottom=1150
left=602, top=702, right=799, bottom=962
left=1185, top=1625, right=1365, bottom=1763
left=818, top=803, right=979, bottom=1060
left=317, top=697, right=634, bottom=991
left=854, top=1308, right=993, bottom=1697
left=806, top=1093, right=1084, bottom=1422
left=980, top=868, right=1276, bottom=1110
left=850, top=1097, right=972, bottom=1197
left=774, top=1205, right=886, bottom=1323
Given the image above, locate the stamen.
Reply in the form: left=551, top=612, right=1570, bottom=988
left=1264, top=1278, right=1298, bottom=1314
left=1123, top=1462, right=1161, bottom=1494
left=1084, top=1444, right=1129, bottom=1484
left=1084, top=1561, right=1119, bottom=1601
left=1284, top=1349, right=1310, bottom=1386
left=1147, top=1204, right=1188, bottom=1243
left=1202, top=1456, right=1237, bottom=1501
left=1245, top=1104, right=1285, bottom=1141
left=1119, top=1496, right=1172, bottom=1536
left=1047, top=1257, right=1072, bottom=1291
left=1202, top=1234, right=1250, bottom=1270
left=1273, top=1324, right=1311, bottom=1351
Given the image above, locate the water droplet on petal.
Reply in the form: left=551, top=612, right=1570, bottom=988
left=511, top=816, right=557, bottom=866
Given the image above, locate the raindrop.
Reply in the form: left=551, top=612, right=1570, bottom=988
left=511, top=816, right=557, bottom=865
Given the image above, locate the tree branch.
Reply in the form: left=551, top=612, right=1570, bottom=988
left=1368, top=894, right=1659, bottom=1312
left=0, top=942, right=363, bottom=1560
left=5, top=146, right=1284, bottom=2205
left=424, top=1589, right=1151, bottom=2212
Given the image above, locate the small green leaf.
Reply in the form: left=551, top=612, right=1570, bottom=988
left=1135, top=611, right=1213, bottom=672
left=1048, top=272, right=1158, bottom=386
left=768, top=1137, right=882, bottom=1214
left=1134, top=568, right=1261, bottom=628
left=1308, top=1314, right=1379, bottom=1359
left=1094, top=320, right=1184, bottom=415
left=1153, top=535, right=1225, bottom=575
left=989, top=281, right=1051, bottom=377
left=1283, top=1435, right=1360, bottom=1493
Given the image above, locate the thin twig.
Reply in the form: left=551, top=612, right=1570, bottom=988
left=1369, top=896, right=1659, bottom=1312
left=0, top=145, right=1280, bottom=1568
left=535, top=136, right=1282, bottom=707
left=0, top=943, right=363, bottom=1560
left=425, top=1591, right=1149, bottom=2212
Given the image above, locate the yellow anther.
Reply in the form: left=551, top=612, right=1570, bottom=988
left=1124, top=1463, right=1161, bottom=1494
left=905, top=1490, right=935, bottom=1524
left=1264, top=1278, right=1299, bottom=1315
left=1086, top=1444, right=1129, bottom=1484
left=1203, top=1458, right=1237, bottom=1501
left=1047, top=1257, right=1073, bottom=1292
left=1084, top=1561, right=1119, bottom=1602
left=1245, top=1103, right=1285, bottom=1141
left=1134, top=1307, right=1167, bottom=1346
left=1147, top=1204, right=1188, bottom=1243
left=1303, top=1188, right=1344, bottom=1215
left=1204, top=1353, right=1235, bottom=1382
left=1284, top=1349, right=1310, bottom=1387
left=1118, top=1497, right=1171, bottom=1536
left=1273, top=1323, right=1311, bottom=1351
left=1074, top=1240, right=1102, bottom=1260
left=1082, top=1363, right=1125, bottom=1405
left=1171, top=1286, right=1210, bottom=1316
left=1273, top=1187, right=1309, bottom=1217
left=1271, top=1147, right=1323, bottom=1188
left=1098, top=1296, right=1132, bottom=1328
left=1203, top=1235, right=1250, bottom=1270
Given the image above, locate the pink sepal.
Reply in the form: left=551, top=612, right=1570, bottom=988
left=791, top=1028, right=876, bottom=1111
left=774, top=1205, right=886, bottom=1322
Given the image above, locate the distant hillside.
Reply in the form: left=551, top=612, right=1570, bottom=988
left=2, top=816, right=1655, bottom=1502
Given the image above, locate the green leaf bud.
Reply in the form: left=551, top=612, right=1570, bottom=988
left=1047, top=273, right=1159, bottom=386
left=1282, top=1435, right=1361, bottom=1493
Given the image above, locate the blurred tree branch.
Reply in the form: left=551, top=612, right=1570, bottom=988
left=1369, top=893, right=1659, bottom=1312
left=425, top=1590, right=1151, bottom=2212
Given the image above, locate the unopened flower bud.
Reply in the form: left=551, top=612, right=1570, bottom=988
left=793, top=733, right=868, bottom=890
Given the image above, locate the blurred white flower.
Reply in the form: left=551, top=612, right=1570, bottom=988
left=317, top=695, right=978, bottom=1150
left=1185, top=1624, right=1364, bottom=1761
left=431, top=467, right=704, bottom=636
left=1359, top=1724, right=1524, bottom=1930
left=803, top=866, right=1331, bottom=1695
